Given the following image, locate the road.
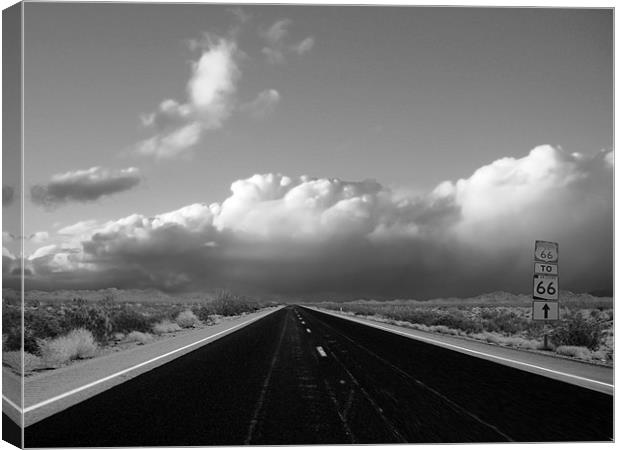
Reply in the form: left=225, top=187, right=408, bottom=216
left=25, top=306, right=613, bottom=446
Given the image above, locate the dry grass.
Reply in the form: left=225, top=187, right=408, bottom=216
left=555, top=346, right=593, bottom=360
left=152, top=319, right=182, bottom=335
left=176, top=310, right=199, bottom=328
left=468, top=332, right=541, bottom=349
left=38, top=328, right=98, bottom=366
left=126, top=331, right=154, bottom=345
left=2, top=351, right=44, bottom=374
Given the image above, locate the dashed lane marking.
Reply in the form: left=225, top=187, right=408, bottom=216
left=316, top=346, right=328, bottom=357
left=312, top=311, right=513, bottom=442
left=306, top=328, right=312, bottom=334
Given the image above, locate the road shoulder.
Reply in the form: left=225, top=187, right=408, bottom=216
left=21, top=306, right=282, bottom=426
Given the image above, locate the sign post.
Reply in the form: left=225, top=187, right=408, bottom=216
left=532, top=240, right=559, bottom=349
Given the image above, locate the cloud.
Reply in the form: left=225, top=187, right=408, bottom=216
left=136, top=37, right=241, bottom=160
left=58, top=220, right=100, bottom=237
left=30, top=167, right=141, bottom=207
left=21, top=146, right=612, bottom=299
left=3, top=185, right=15, bottom=206
left=261, top=47, right=285, bottom=65
left=260, top=19, right=315, bottom=64
left=227, top=7, right=251, bottom=26
left=28, top=231, right=50, bottom=244
left=135, top=18, right=312, bottom=160
left=188, top=38, right=241, bottom=127
left=136, top=122, right=204, bottom=160
left=293, top=37, right=315, bottom=55
left=3, top=246, right=17, bottom=275
left=240, top=89, right=281, bottom=119
left=263, top=19, right=291, bottom=45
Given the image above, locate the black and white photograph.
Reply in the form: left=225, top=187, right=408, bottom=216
left=1, top=1, right=614, bottom=448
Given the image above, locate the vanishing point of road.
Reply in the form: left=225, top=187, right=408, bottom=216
left=24, top=306, right=613, bottom=446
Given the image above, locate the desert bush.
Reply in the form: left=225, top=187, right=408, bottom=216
left=152, top=320, right=182, bottom=335
left=2, top=306, right=22, bottom=351
left=39, top=328, right=98, bottom=366
left=24, top=310, right=68, bottom=353
left=482, top=310, right=529, bottom=335
left=72, top=297, right=88, bottom=307
left=194, top=304, right=218, bottom=323
left=208, top=290, right=259, bottom=316
left=110, top=307, right=152, bottom=334
left=112, top=332, right=125, bottom=341
left=126, top=331, right=153, bottom=345
left=433, top=312, right=483, bottom=334
left=64, top=305, right=112, bottom=343
left=175, top=310, right=199, bottom=328
left=550, top=314, right=604, bottom=350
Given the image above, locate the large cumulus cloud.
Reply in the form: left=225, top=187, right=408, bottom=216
left=20, top=146, right=613, bottom=299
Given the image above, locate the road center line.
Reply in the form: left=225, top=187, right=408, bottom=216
left=316, top=346, right=328, bottom=357
left=22, top=309, right=279, bottom=414
left=310, top=308, right=613, bottom=391
left=306, top=328, right=312, bottom=334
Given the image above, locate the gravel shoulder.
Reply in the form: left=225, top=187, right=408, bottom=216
left=13, top=306, right=281, bottom=426
left=306, top=306, right=613, bottom=395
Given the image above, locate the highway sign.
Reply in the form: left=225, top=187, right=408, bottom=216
left=534, top=262, right=558, bottom=275
left=533, top=274, right=559, bottom=300
left=532, top=301, right=559, bottom=321
left=534, top=240, right=558, bottom=263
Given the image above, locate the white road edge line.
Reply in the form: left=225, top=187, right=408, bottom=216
left=316, top=346, right=328, bottom=357
left=311, top=308, right=613, bottom=390
left=3, top=394, right=22, bottom=413
left=22, top=309, right=279, bottom=414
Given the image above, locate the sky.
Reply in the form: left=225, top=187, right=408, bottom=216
left=2, top=3, right=613, bottom=299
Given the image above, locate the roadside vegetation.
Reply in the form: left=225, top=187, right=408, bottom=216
left=2, top=289, right=266, bottom=374
left=316, top=293, right=613, bottom=365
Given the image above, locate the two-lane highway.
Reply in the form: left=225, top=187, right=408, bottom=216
left=25, top=306, right=613, bottom=446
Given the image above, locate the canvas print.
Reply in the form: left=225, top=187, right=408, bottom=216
left=2, top=2, right=613, bottom=448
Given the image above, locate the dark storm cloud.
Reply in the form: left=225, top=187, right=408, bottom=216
left=3, top=185, right=14, bottom=206
left=25, top=146, right=613, bottom=298
left=30, top=167, right=141, bottom=207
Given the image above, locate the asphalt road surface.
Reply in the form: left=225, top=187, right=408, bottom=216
left=25, top=306, right=613, bottom=446
left=3, top=412, right=21, bottom=448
